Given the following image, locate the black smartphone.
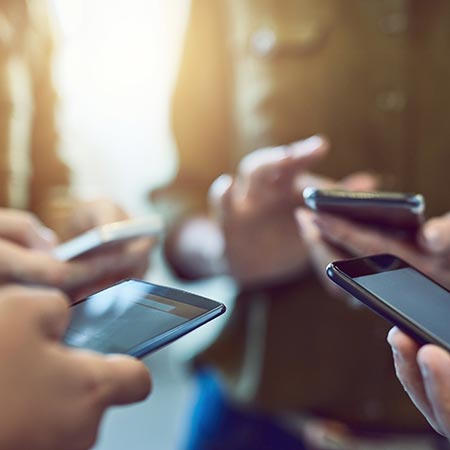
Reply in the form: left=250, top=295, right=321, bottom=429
left=64, top=279, right=226, bottom=358
left=303, top=188, right=425, bottom=230
left=326, top=254, right=450, bottom=352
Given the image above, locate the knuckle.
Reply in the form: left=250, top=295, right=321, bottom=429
left=0, top=284, right=34, bottom=307
left=79, top=365, right=105, bottom=404
left=19, top=212, right=39, bottom=232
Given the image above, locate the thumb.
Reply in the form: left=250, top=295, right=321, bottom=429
left=92, top=354, right=152, bottom=406
left=420, top=214, right=450, bottom=254
left=208, top=174, right=235, bottom=219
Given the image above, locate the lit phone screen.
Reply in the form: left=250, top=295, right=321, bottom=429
left=64, top=282, right=207, bottom=354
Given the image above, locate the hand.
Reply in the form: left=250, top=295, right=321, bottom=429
left=387, top=328, right=450, bottom=439
left=0, top=240, right=154, bottom=301
left=57, top=198, right=155, bottom=297
left=64, top=198, right=129, bottom=238
left=307, top=212, right=450, bottom=290
left=0, top=285, right=151, bottom=450
left=0, top=208, right=154, bottom=300
left=209, top=135, right=328, bottom=287
left=295, top=173, right=380, bottom=296
left=62, top=237, right=155, bottom=301
left=0, top=209, right=154, bottom=300
left=0, top=208, right=57, bottom=250
left=0, top=209, right=67, bottom=286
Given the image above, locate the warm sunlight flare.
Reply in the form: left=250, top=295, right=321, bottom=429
left=52, top=0, right=187, bottom=212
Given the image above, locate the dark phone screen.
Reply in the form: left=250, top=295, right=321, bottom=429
left=354, top=267, right=450, bottom=346
left=64, top=281, right=208, bottom=354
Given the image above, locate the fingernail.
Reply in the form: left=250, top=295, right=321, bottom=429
left=38, top=226, right=57, bottom=245
left=290, top=135, right=324, bottom=157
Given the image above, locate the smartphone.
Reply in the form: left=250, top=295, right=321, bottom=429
left=53, top=215, right=164, bottom=261
left=326, top=254, right=450, bottom=352
left=303, top=188, right=425, bottom=230
left=64, top=279, right=226, bottom=358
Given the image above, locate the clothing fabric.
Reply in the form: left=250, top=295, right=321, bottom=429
left=154, top=0, right=450, bottom=434
left=185, top=370, right=307, bottom=450
left=0, top=0, right=71, bottom=226
left=185, top=371, right=449, bottom=450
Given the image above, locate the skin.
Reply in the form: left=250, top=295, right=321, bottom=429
left=0, top=206, right=155, bottom=301
left=169, top=135, right=382, bottom=288
left=0, top=285, right=151, bottom=450
left=59, top=198, right=155, bottom=294
left=296, top=210, right=450, bottom=291
left=295, top=206, right=450, bottom=440
left=171, top=136, right=338, bottom=286
left=387, top=328, right=450, bottom=440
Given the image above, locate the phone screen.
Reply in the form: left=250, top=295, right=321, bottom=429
left=329, top=255, right=450, bottom=349
left=354, top=268, right=450, bottom=346
left=64, top=280, right=224, bottom=355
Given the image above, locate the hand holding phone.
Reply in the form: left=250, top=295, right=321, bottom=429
left=0, top=285, right=151, bottom=450
left=326, top=254, right=450, bottom=352
left=54, top=216, right=164, bottom=261
left=64, top=279, right=226, bottom=358
left=303, top=188, right=425, bottom=231
left=387, top=327, right=450, bottom=439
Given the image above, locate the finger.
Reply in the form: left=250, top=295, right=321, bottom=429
left=74, top=352, right=152, bottom=406
left=0, top=285, right=70, bottom=339
left=239, top=136, right=329, bottom=202
left=32, top=287, right=71, bottom=339
left=0, top=208, right=57, bottom=250
left=340, top=171, right=380, bottom=191
left=294, top=172, right=336, bottom=195
left=0, top=240, right=69, bottom=286
left=208, top=174, right=235, bottom=218
left=420, top=213, right=450, bottom=255
left=313, top=213, right=386, bottom=256
left=387, top=328, right=435, bottom=422
left=295, top=209, right=343, bottom=297
left=69, top=199, right=130, bottom=236
left=312, top=213, right=420, bottom=262
left=417, top=345, right=450, bottom=437
left=69, top=253, right=150, bottom=301
left=61, top=240, right=153, bottom=300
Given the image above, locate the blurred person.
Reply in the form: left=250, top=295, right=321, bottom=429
left=152, top=1, right=450, bottom=449
left=0, top=0, right=152, bottom=292
left=0, top=284, right=151, bottom=450
left=388, top=328, right=450, bottom=442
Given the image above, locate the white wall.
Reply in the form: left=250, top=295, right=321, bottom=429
left=52, top=0, right=189, bottom=214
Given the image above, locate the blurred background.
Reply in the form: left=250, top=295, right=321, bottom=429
left=52, top=0, right=184, bottom=213
left=51, top=1, right=234, bottom=449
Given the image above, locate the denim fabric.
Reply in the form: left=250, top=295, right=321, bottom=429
left=184, top=370, right=306, bottom=450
